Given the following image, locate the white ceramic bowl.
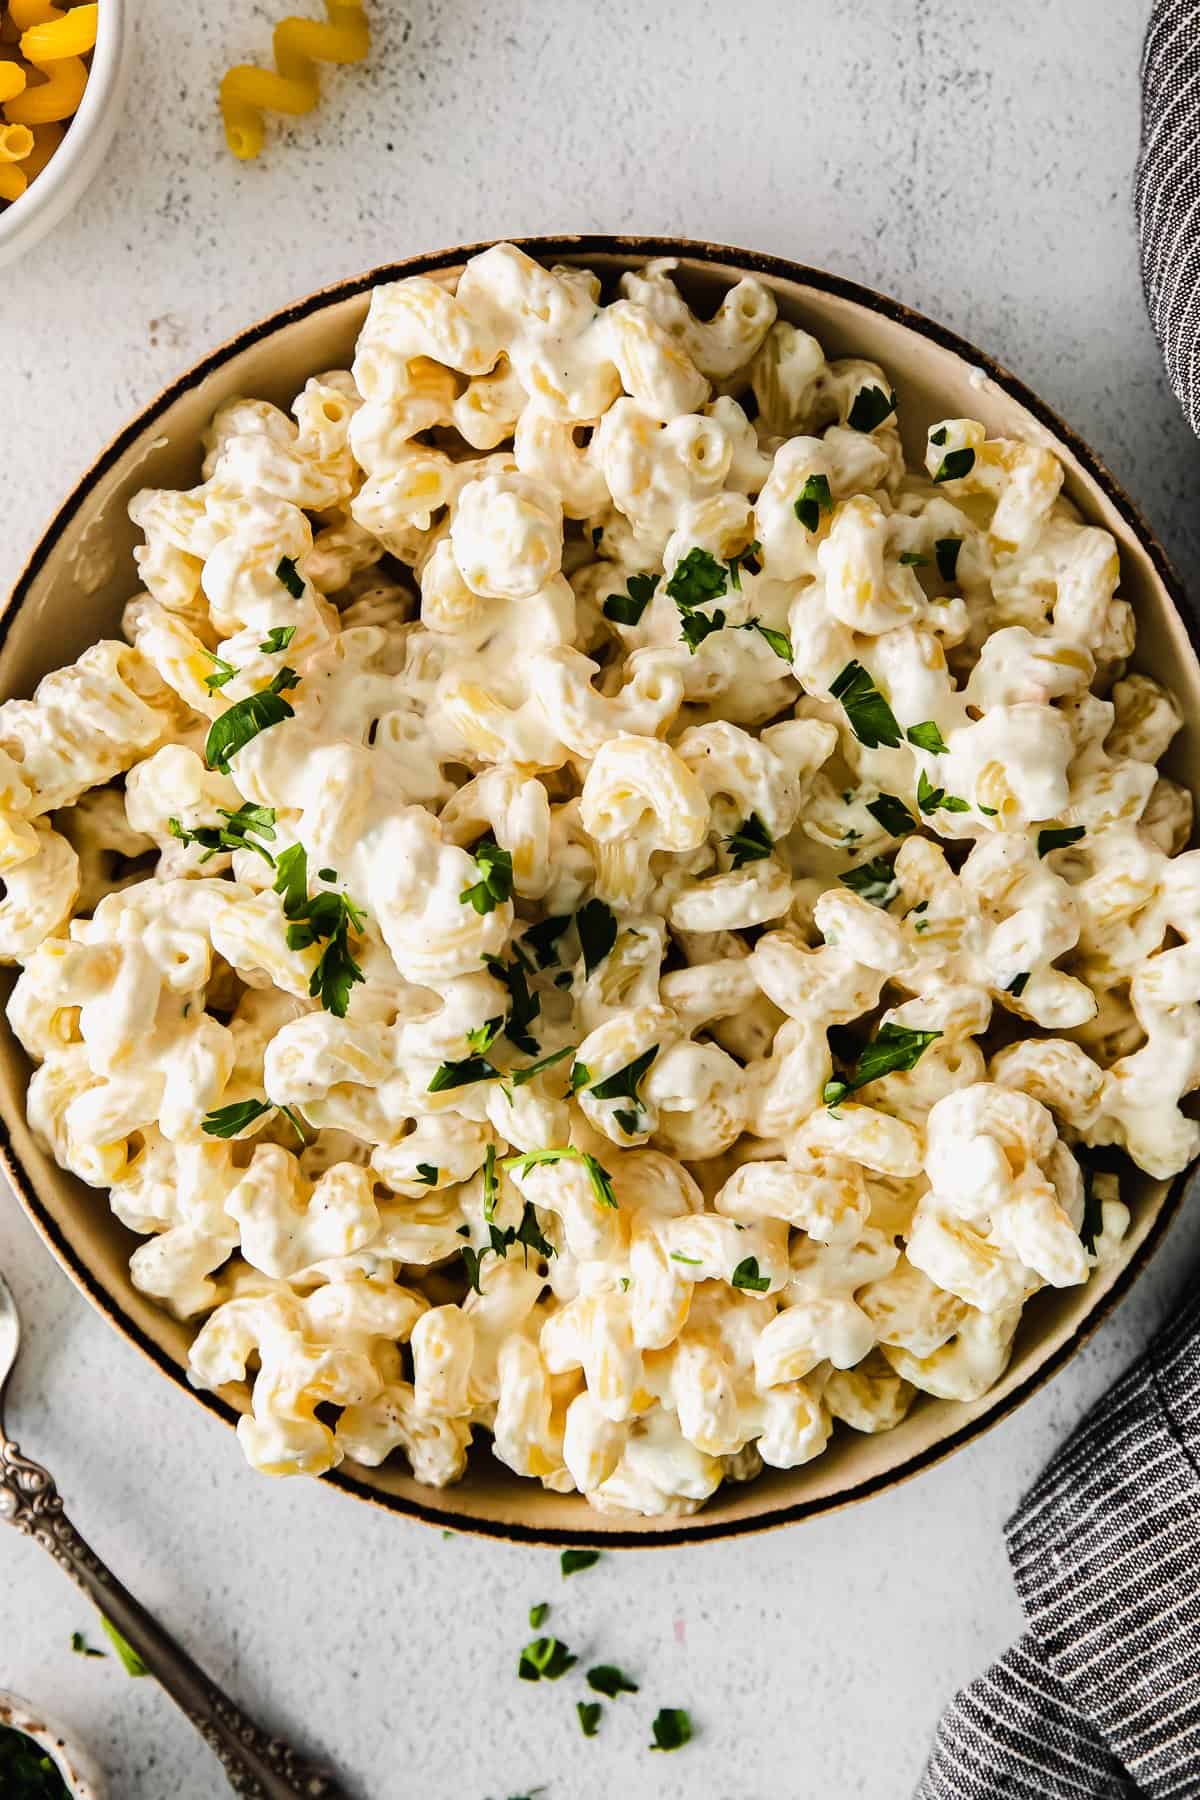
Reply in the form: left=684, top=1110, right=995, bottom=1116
left=0, top=0, right=130, bottom=270
left=0, top=1690, right=107, bottom=1798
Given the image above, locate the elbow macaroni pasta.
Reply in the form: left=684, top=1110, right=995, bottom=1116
left=219, top=0, right=370, bottom=162
left=9, top=243, right=1190, bottom=1517
left=0, top=0, right=96, bottom=201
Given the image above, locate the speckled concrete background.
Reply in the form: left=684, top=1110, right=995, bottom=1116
left=1, top=3, right=1199, bottom=1796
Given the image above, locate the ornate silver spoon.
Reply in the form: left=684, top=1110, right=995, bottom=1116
left=0, top=1269, right=350, bottom=1797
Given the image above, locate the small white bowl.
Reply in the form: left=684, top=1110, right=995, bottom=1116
left=0, top=1690, right=107, bottom=1797
left=0, top=0, right=130, bottom=270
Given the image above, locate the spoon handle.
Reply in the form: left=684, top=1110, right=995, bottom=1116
left=0, top=1431, right=349, bottom=1798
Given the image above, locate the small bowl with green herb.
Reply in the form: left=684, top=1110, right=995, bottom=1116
left=0, top=1694, right=106, bottom=1800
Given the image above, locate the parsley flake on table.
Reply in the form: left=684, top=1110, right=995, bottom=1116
left=603, top=571, right=659, bottom=626
left=725, top=812, right=774, bottom=869
left=168, top=801, right=278, bottom=867
left=576, top=897, right=617, bottom=976
left=71, top=1631, right=104, bottom=1657
left=561, top=1548, right=602, bottom=1577
left=275, top=554, right=305, bottom=597
left=101, top=1615, right=148, bottom=1677
left=830, top=660, right=902, bottom=749
left=731, top=1255, right=770, bottom=1292
left=823, top=1022, right=942, bottom=1107
left=205, top=666, right=299, bottom=773
left=518, top=1635, right=577, bottom=1681
left=588, top=1664, right=638, bottom=1697
left=847, top=384, right=897, bottom=432
left=793, top=471, right=833, bottom=531
left=839, top=858, right=899, bottom=907
left=460, top=836, right=514, bottom=914
left=577, top=1701, right=603, bottom=1738
left=650, top=1707, right=693, bottom=1752
left=1038, top=825, right=1086, bottom=857
left=866, top=793, right=917, bottom=837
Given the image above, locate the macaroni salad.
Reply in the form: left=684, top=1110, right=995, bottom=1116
left=5, top=244, right=1194, bottom=1516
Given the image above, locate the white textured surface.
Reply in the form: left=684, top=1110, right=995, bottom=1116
left=1, top=3, right=1198, bottom=1797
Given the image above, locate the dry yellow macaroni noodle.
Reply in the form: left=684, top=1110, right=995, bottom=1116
left=219, top=1, right=370, bottom=162
left=0, top=0, right=96, bottom=201
left=6, top=245, right=1188, bottom=1519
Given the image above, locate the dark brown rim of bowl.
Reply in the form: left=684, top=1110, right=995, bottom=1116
left=2, top=235, right=1195, bottom=1548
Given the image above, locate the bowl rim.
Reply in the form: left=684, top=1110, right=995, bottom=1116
left=3, top=233, right=1195, bottom=1547
left=0, top=0, right=127, bottom=251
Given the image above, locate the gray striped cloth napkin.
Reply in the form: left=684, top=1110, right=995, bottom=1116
left=915, top=6, right=1200, bottom=1794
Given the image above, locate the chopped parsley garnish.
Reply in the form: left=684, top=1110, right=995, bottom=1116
left=529, top=1602, right=549, bottom=1629
left=1038, top=825, right=1086, bottom=857
left=505, top=1147, right=617, bottom=1210
left=830, top=660, right=902, bottom=749
left=482, top=1143, right=498, bottom=1219
left=428, top=1055, right=499, bottom=1093
left=202, top=648, right=238, bottom=692
left=275, top=555, right=305, bottom=598
left=979, top=803, right=999, bottom=817
left=466, top=1017, right=503, bottom=1056
left=514, top=1200, right=556, bottom=1261
left=670, top=1251, right=702, bottom=1266
left=205, top=666, right=299, bottom=773
left=1006, top=973, right=1030, bottom=998
left=650, top=1708, right=693, bottom=1752
left=823, top=1023, right=942, bottom=1106
left=847, top=385, right=897, bottom=432
left=933, top=446, right=976, bottom=484
left=866, top=793, right=917, bottom=837
left=570, top=1060, right=592, bottom=1092
left=416, top=1163, right=439, bottom=1185
left=793, top=472, right=833, bottom=531
left=603, top=571, right=660, bottom=626
left=740, top=616, right=793, bottom=661
left=665, top=546, right=728, bottom=609
left=259, top=625, right=297, bottom=654
left=899, top=551, right=930, bottom=567
left=561, top=1548, right=602, bottom=1577
left=523, top=914, right=571, bottom=968
left=576, top=898, right=617, bottom=977
left=585, top=1046, right=658, bottom=1135
left=273, top=843, right=366, bottom=1017
left=577, top=1702, right=602, bottom=1738
left=839, top=858, right=899, bottom=907
left=71, top=1631, right=104, bottom=1657
left=461, top=1246, right=488, bottom=1294
left=518, top=1636, right=577, bottom=1681
left=510, top=1044, right=576, bottom=1087
left=725, top=812, right=774, bottom=869
left=678, top=606, right=727, bottom=653
left=587, top=1664, right=639, bottom=1697
left=726, top=540, right=762, bottom=588
left=906, top=720, right=949, bottom=755
left=935, top=537, right=963, bottom=582
left=101, top=1615, right=148, bottom=1677
left=201, top=1097, right=307, bottom=1143
left=731, top=1255, right=770, bottom=1292
left=666, top=547, right=728, bottom=653
left=931, top=426, right=948, bottom=445
left=484, top=950, right=542, bottom=1054
left=460, top=836, right=514, bottom=915
left=168, top=802, right=278, bottom=866
left=917, top=769, right=969, bottom=816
